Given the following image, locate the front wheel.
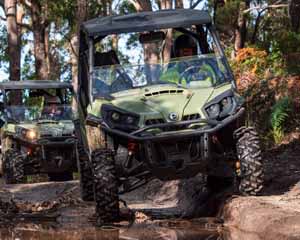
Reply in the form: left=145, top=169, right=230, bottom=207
left=235, top=127, right=264, bottom=196
left=92, top=148, right=119, bottom=226
left=3, top=149, right=25, bottom=184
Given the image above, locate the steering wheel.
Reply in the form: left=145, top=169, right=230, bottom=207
left=178, top=61, right=218, bottom=85
left=111, top=69, right=133, bottom=93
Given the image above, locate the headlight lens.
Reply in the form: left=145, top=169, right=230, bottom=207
left=126, top=116, right=135, bottom=124
left=205, top=96, right=236, bottom=119
left=220, top=97, right=233, bottom=117
left=206, top=104, right=220, bottom=119
left=101, top=105, right=140, bottom=131
left=111, top=112, right=120, bottom=121
left=26, top=130, right=37, bottom=140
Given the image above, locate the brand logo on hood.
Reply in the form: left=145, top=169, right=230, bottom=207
left=169, top=112, right=178, bottom=121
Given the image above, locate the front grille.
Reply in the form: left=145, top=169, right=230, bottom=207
left=62, top=133, right=73, bottom=137
left=145, top=118, right=165, bottom=126
left=182, top=113, right=201, bottom=121
left=40, top=134, right=52, bottom=137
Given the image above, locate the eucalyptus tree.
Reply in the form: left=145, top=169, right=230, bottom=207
left=4, top=0, right=21, bottom=81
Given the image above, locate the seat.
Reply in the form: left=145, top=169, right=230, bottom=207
left=94, top=50, right=120, bottom=67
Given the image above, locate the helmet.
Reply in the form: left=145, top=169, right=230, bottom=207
left=174, top=34, right=198, bottom=58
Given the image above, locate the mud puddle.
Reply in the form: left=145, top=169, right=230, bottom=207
left=0, top=221, right=224, bottom=240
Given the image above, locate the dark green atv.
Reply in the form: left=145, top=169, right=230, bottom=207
left=0, top=81, right=78, bottom=183
left=77, top=9, right=264, bottom=225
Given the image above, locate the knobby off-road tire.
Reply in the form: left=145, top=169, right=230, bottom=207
left=92, top=148, right=119, bottom=226
left=3, top=149, right=25, bottom=184
left=78, top=146, right=94, bottom=201
left=235, top=127, right=264, bottom=196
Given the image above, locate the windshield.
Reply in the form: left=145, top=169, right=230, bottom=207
left=5, top=105, right=75, bottom=123
left=2, top=88, right=77, bottom=123
left=92, top=55, right=230, bottom=97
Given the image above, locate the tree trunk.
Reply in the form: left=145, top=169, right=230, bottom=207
left=5, top=0, right=21, bottom=104
left=131, top=0, right=158, bottom=64
left=5, top=0, right=20, bottom=81
left=288, top=0, right=300, bottom=32
left=70, top=34, right=79, bottom=92
left=175, top=0, right=183, bottom=8
left=71, top=0, right=88, bottom=93
left=161, top=0, right=173, bottom=63
left=251, top=11, right=263, bottom=44
left=234, top=0, right=250, bottom=55
left=130, top=0, right=152, bottom=11
left=31, top=0, right=49, bottom=80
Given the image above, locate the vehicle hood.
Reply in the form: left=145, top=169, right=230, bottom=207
left=15, top=121, right=74, bottom=137
left=89, top=85, right=226, bottom=124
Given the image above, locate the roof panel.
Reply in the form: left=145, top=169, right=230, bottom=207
left=0, top=81, right=73, bottom=90
left=82, top=9, right=212, bottom=36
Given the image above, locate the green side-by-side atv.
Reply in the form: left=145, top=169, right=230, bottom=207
left=75, top=9, right=264, bottom=226
left=0, top=81, right=78, bottom=183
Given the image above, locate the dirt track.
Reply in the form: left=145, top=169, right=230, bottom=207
left=0, top=138, right=299, bottom=239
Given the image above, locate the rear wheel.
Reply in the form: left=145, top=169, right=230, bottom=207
left=78, top=146, right=94, bottom=201
left=3, top=149, right=25, bottom=184
left=92, top=148, right=119, bottom=226
left=235, top=127, right=264, bottom=196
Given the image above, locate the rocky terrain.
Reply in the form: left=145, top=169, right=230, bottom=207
left=0, top=136, right=299, bottom=239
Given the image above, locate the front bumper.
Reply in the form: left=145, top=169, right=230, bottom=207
left=100, top=107, right=245, bottom=142
left=36, top=136, right=77, bottom=147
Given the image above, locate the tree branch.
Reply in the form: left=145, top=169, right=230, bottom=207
left=244, top=3, right=288, bottom=14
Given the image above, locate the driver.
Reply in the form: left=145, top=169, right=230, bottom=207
left=173, top=34, right=198, bottom=58
left=160, top=34, right=215, bottom=86
left=42, top=96, right=63, bottom=119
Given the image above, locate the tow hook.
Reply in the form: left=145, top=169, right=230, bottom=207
left=124, top=141, right=138, bottom=169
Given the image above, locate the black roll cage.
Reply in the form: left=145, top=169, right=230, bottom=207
left=78, top=18, right=236, bottom=115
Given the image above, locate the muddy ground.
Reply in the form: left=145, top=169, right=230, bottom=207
left=0, top=137, right=299, bottom=239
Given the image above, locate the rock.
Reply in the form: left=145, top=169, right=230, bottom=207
left=222, top=194, right=300, bottom=240
left=220, top=138, right=300, bottom=240
left=122, top=175, right=210, bottom=218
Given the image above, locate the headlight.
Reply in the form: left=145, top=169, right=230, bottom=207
left=111, top=112, right=121, bottom=122
left=27, top=130, right=37, bottom=140
left=101, top=105, right=140, bottom=132
left=206, top=104, right=220, bottom=119
left=126, top=116, right=135, bottom=124
left=220, top=97, right=233, bottom=117
left=205, top=95, right=237, bottom=120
